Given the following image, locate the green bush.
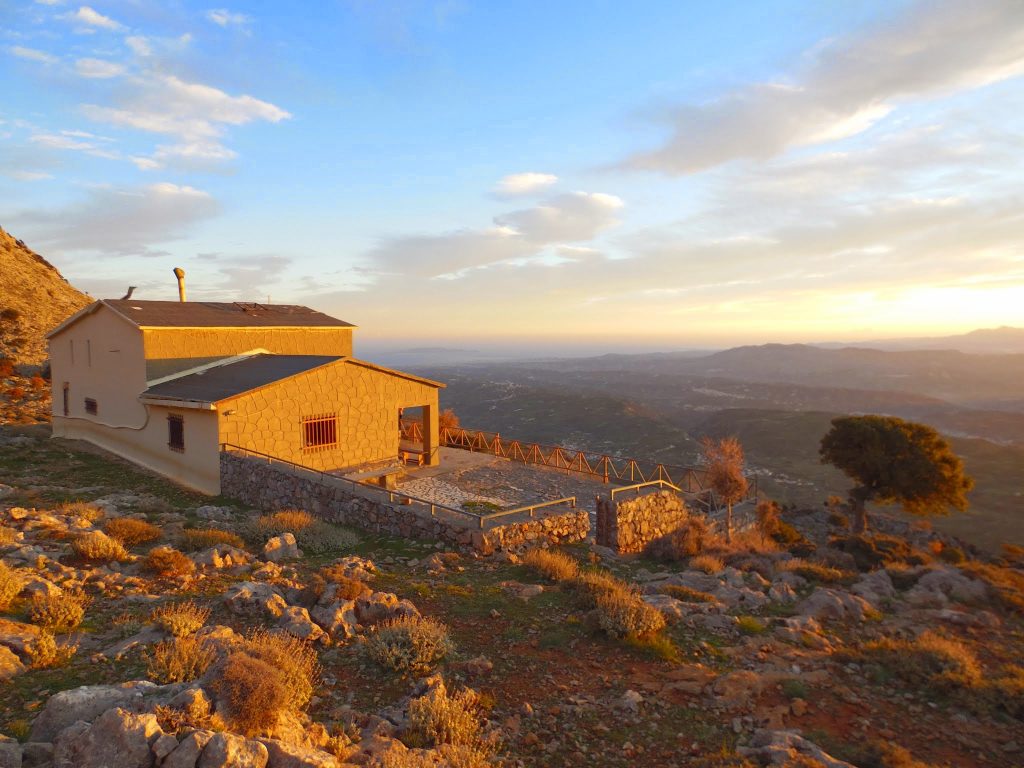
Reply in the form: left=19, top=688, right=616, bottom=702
left=363, top=616, right=453, bottom=675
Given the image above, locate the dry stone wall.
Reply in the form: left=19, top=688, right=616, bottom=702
left=220, top=452, right=590, bottom=553
left=596, top=489, right=690, bottom=553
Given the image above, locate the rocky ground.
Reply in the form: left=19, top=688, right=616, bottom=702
left=1, top=424, right=1023, bottom=768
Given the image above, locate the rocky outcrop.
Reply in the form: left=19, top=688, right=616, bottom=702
left=53, top=707, right=166, bottom=768
left=30, top=681, right=165, bottom=742
left=197, top=732, right=269, bottom=768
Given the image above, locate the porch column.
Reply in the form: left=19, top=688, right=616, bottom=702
left=423, top=403, right=440, bottom=466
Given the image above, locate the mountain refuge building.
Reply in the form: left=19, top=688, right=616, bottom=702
left=46, top=295, right=443, bottom=495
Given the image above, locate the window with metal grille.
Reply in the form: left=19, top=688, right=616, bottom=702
left=84, top=397, right=97, bottom=415
left=168, top=414, right=185, bottom=452
left=302, top=413, right=337, bottom=452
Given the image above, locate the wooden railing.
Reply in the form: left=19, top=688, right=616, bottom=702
left=399, top=419, right=758, bottom=503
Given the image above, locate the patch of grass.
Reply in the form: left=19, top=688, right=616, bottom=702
left=736, top=615, right=767, bottom=635
left=660, top=584, right=717, bottom=603
left=779, top=558, right=850, bottom=583
left=846, top=630, right=982, bottom=698
left=690, top=554, right=725, bottom=574
left=179, top=528, right=245, bottom=552
left=362, top=615, right=453, bottom=676
left=625, top=632, right=681, bottom=663
left=103, top=517, right=161, bottom=547
left=521, top=548, right=579, bottom=582
left=143, top=546, right=196, bottom=578
left=70, top=531, right=128, bottom=562
left=28, top=590, right=88, bottom=632
left=780, top=678, right=808, bottom=700
left=150, top=601, right=210, bottom=637
left=256, top=509, right=314, bottom=536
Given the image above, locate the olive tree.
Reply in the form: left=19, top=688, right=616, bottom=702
left=701, top=436, right=749, bottom=542
left=819, top=415, right=973, bottom=534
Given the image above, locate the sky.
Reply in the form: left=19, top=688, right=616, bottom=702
left=2, top=0, right=1023, bottom=356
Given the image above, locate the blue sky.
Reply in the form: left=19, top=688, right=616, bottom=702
left=2, top=1, right=1023, bottom=353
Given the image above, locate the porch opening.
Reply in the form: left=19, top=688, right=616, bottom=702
left=399, top=405, right=427, bottom=466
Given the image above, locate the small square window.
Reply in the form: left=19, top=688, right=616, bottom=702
left=168, top=414, right=185, bottom=452
left=302, top=413, right=338, bottom=452
left=84, top=397, right=98, bottom=415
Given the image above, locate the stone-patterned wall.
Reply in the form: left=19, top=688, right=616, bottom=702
left=142, top=327, right=353, bottom=359
left=219, top=359, right=440, bottom=471
left=596, top=490, right=690, bottom=554
left=220, top=452, right=590, bottom=553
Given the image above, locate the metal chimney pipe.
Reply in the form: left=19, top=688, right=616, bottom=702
left=173, top=267, right=186, bottom=302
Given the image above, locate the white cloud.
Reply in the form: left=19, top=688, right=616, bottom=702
left=9, top=46, right=57, bottom=64
left=63, top=6, right=124, bottom=32
left=30, top=133, right=94, bottom=151
left=494, top=172, right=558, bottom=197
left=205, top=9, right=252, bottom=28
left=125, top=36, right=152, bottom=57
left=75, top=58, right=124, bottom=78
left=8, top=182, right=219, bottom=255
left=496, top=191, right=624, bottom=243
left=11, top=170, right=53, bottom=181
left=624, top=0, right=1024, bottom=174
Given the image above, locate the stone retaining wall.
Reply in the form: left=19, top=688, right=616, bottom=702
left=596, top=490, right=690, bottom=553
left=220, top=452, right=590, bottom=553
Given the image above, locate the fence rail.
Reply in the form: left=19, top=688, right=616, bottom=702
left=609, top=479, right=683, bottom=499
left=400, top=419, right=758, bottom=503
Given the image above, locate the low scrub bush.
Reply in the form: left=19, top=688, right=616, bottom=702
left=595, top=588, right=666, bottom=639
left=660, top=584, right=717, bottom=603
left=780, top=558, right=850, bottom=583
left=147, top=636, right=217, bottom=684
left=56, top=500, right=104, bottom=521
left=404, top=684, right=499, bottom=766
left=644, top=516, right=718, bottom=561
left=104, top=517, right=161, bottom=547
left=736, top=615, right=767, bottom=635
left=363, top=615, right=453, bottom=676
left=212, top=630, right=320, bottom=735
left=831, top=534, right=931, bottom=571
left=852, top=630, right=981, bottom=689
left=179, top=528, right=245, bottom=552
left=151, top=601, right=210, bottom=637
left=570, top=569, right=632, bottom=609
left=26, top=630, right=77, bottom=669
left=256, top=509, right=314, bottom=536
left=295, top=521, right=361, bottom=555
left=959, top=561, right=1024, bottom=613
left=0, top=561, right=26, bottom=611
left=70, top=531, right=128, bottom=562
left=0, top=525, right=18, bottom=547
left=143, top=546, right=196, bottom=578
left=854, top=740, right=939, bottom=768
left=320, top=567, right=371, bottom=600
left=690, top=554, right=725, bottom=574
left=29, top=590, right=88, bottom=632
left=522, top=548, right=579, bottom=582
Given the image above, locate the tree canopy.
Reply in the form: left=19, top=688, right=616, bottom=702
left=819, top=415, right=973, bottom=532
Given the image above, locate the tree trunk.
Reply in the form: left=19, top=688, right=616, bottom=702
left=725, top=503, right=733, bottom=543
left=850, top=496, right=869, bottom=534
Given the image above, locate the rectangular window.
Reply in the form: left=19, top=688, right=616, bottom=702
left=168, top=414, right=185, bottom=452
left=302, top=413, right=338, bottom=452
left=62, top=383, right=69, bottom=416
left=84, top=397, right=97, bottom=415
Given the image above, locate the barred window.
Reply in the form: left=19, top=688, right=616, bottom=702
left=84, top=397, right=98, bottom=415
left=168, top=414, right=185, bottom=452
left=302, top=413, right=338, bottom=452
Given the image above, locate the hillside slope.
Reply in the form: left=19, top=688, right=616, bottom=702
left=0, top=226, right=90, bottom=367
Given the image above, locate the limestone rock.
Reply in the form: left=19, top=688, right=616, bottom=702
left=20, top=742, right=53, bottom=768
left=310, top=600, right=358, bottom=640
left=194, top=546, right=250, bottom=569
left=30, top=681, right=160, bottom=742
left=53, top=707, right=164, bottom=768
left=905, top=567, right=988, bottom=607
left=641, top=594, right=688, bottom=623
left=851, top=569, right=896, bottom=607
left=163, top=730, right=214, bottom=768
left=0, top=645, right=26, bottom=680
left=617, top=690, right=643, bottom=714
left=263, top=534, right=301, bottom=563
left=278, top=606, right=326, bottom=642
left=0, top=618, right=42, bottom=661
left=739, top=729, right=857, bottom=767
left=224, top=582, right=288, bottom=618
left=197, top=732, right=269, bottom=768
left=354, top=592, right=420, bottom=626
left=167, top=686, right=214, bottom=722
left=259, top=739, right=341, bottom=768
left=798, top=587, right=873, bottom=622
left=713, top=670, right=764, bottom=708
left=0, top=737, right=20, bottom=768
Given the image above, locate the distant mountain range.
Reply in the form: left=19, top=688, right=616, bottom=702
left=816, top=326, right=1024, bottom=354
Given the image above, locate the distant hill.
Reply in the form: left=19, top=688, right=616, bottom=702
left=818, top=326, right=1024, bottom=354
left=0, top=226, right=90, bottom=367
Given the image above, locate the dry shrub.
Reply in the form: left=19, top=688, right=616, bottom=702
left=0, top=525, right=18, bottom=547
left=404, top=683, right=499, bottom=766
left=644, top=516, right=717, bottom=561
left=660, top=584, right=717, bottom=603
left=144, top=546, right=196, bottom=578
left=595, top=588, right=666, bottom=639
left=780, top=558, right=850, bottom=583
left=212, top=630, right=320, bottom=735
left=959, top=562, right=1024, bottom=613
left=256, top=509, right=314, bottom=537
left=570, top=569, right=632, bottom=609
left=755, top=500, right=781, bottom=543
left=26, top=630, right=77, bottom=669
left=56, top=500, right=104, bottom=521
left=104, top=517, right=161, bottom=547
left=371, top=747, right=495, bottom=768
left=363, top=615, right=453, bottom=675
left=70, top=530, right=128, bottom=562
left=153, top=703, right=211, bottom=734
left=320, top=566, right=371, bottom=600
left=854, top=630, right=981, bottom=689
left=690, top=554, right=725, bottom=574
left=736, top=615, right=768, bottom=635
left=830, top=533, right=931, bottom=571
left=986, top=664, right=1024, bottom=719
left=295, top=521, right=361, bottom=556
left=29, top=590, right=88, bottom=632
left=0, top=561, right=27, bottom=611
left=148, top=636, right=216, bottom=684
left=855, top=740, right=942, bottom=768
left=1002, top=544, right=1024, bottom=568
left=151, top=601, right=210, bottom=637
left=521, top=548, right=579, bottom=582
left=180, top=528, right=245, bottom=552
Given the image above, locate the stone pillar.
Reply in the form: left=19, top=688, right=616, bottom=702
left=422, top=403, right=440, bottom=466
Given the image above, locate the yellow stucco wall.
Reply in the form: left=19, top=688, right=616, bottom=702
left=49, top=306, right=148, bottom=430
left=142, top=327, right=353, bottom=360
left=52, top=404, right=221, bottom=495
left=219, top=360, right=440, bottom=471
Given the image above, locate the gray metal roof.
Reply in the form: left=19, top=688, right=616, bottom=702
left=141, top=354, right=341, bottom=403
left=104, top=300, right=354, bottom=328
